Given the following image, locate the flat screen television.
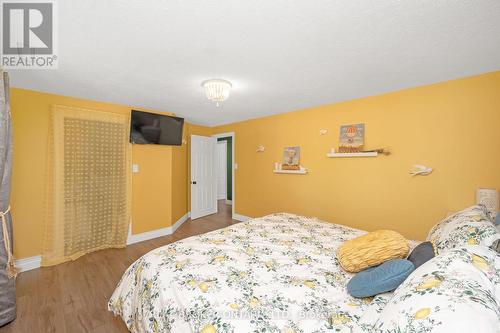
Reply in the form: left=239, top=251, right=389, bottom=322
left=130, top=110, right=184, bottom=146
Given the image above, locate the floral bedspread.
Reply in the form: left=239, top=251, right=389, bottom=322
left=108, top=213, right=391, bottom=332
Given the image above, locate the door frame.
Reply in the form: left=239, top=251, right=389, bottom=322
left=212, top=132, right=235, bottom=219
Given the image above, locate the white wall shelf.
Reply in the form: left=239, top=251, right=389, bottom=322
left=273, top=163, right=307, bottom=174
left=273, top=169, right=308, bottom=174
left=326, top=151, right=378, bottom=158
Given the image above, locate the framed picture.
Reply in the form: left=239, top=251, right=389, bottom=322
left=339, top=123, right=364, bottom=153
left=282, top=146, right=300, bottom=170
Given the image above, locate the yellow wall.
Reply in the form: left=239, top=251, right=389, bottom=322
left=10, top=71, right=500, bottom=259
left=10, top=89, right=186, bottom=259
left=213, top=71, right=500, bottom=240
left=171, top=123, right=189, bottom=223
left=131, top=145, right=173, bottom=234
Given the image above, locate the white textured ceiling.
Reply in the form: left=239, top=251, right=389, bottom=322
left=10, top=0, right=500, bottom=126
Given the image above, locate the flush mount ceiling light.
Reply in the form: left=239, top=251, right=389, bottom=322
left=201, top=79, right=232, bottom=107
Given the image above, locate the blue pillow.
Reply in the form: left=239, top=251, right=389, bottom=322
left=347, top=259, right=415, bottom=298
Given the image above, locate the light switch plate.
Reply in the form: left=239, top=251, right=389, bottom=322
left=132, top=164, right=139, bottom=173
left=234, top=163, right=238, bottom=170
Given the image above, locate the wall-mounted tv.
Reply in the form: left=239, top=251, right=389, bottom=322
left=130, top=110, right=184, bottom=146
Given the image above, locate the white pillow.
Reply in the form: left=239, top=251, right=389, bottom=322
left=370, top=245, right=500, bottom=333
left=427, top=205, right=500, bottom=254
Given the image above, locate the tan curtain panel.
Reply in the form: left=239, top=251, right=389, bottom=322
left=42, top=105, right=131, bottom=266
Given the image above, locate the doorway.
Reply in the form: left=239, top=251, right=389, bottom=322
left=216, top=140, right=227, bottom=200
left=213, top=132, right=235, bottom=219
left=190, top=135, right=217, bottom=220
left=190, top=133, right=235, bottom=220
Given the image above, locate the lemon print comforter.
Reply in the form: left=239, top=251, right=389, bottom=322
left=108, top=213, right=499, bottom=333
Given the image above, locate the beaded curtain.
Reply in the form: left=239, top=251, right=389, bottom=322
left=42, top=105, right=131, bottom=266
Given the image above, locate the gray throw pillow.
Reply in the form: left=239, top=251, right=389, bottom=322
left=491, top=239, right=500, bottom=253
left=407, top=241, right=435, bottom=269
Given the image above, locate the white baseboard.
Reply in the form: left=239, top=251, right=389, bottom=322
left=14, top=213, right=192, bottom=273
left=127, top=212, right=190, bottom=245
left=126, top=226, right=173, bottom=245
left=15, top=255, right=41, bottom=273
left=225, top=200, right=232, bottom=205
left=233, top=213, right=251, bottom=222
left=172, top=212, right=190, bottom=233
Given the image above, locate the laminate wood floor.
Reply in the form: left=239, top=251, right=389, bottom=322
left=0, top=201, right=238, bottom=333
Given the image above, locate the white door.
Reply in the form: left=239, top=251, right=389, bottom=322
left=191, top=135, right=217, bottom=219
left=216, top=141, right=227, bottom=200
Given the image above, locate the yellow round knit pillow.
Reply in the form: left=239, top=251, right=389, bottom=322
left=336, top=230, right=409, bottom=273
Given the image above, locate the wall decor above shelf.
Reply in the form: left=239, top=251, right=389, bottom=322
left=327, top=151, right=378, bottom=158
left=326, top=147, right=389, bottom=158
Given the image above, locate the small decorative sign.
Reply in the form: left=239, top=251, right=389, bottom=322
left=339, top=124, right=365, bottom=153
left=282, top=146, right=300, bottom=170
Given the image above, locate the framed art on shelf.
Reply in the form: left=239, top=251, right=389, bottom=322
left=282, top=146, right=300, bottom=170
left=339, top=123, right=364, bottom=153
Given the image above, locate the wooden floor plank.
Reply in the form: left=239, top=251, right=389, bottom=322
left=0, top=201, right=237, bottom=333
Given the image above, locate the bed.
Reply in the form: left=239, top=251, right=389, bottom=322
left=108, top=212, right=500, bottom=333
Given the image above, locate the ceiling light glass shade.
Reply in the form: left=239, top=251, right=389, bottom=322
left=201, top=79, right=232, bottom=106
